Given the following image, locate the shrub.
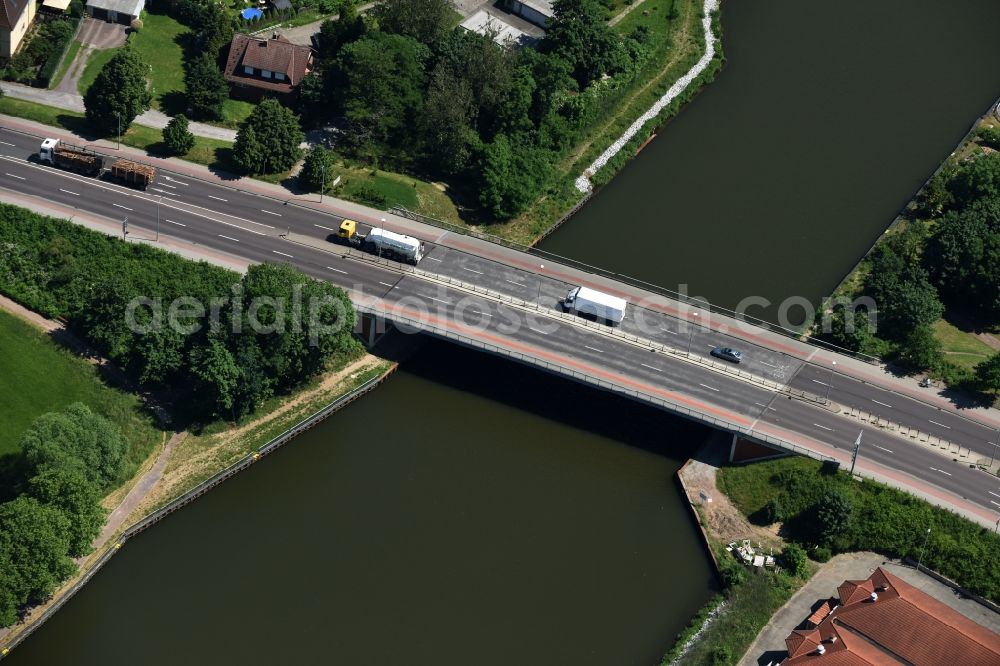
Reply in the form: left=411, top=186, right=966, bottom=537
left=162, top=114, right=196, bottom=155
left=779, top=543, right=808, bottom=577
left=812, top=546, right=832, bottom=562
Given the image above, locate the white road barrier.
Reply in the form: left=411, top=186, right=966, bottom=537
left=575, top=0, right=720, bottom=193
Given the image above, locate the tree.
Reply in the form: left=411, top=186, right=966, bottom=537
left=83, top=47, right=152, bottom=136
left=925, top=195, right=1000, bottom=322
left=298, top=146, right=336, bottom=193
left=898, top=324, right=943, bottom=371
left=0, top=497, right=76, bottom=612
left=27, top=467, right=105, bottom=557
left=335, top=33, right=429, bottom=152
left=815, top=489, right=854, bottom=544
left=864, top=244, right=943, bottom=340
left=233, top=99, right=304, bottom=174
left=183, top=54, right=228, bottom=121
left=478, top=133, right=553, bottom=220
left=372, top=0, right=453, bottom=46
left=18, top=403, right=129, bottom=493
left=975, top=352, right=1000, bottom=393
left=542, top=0, right=617, bottom=87
left=948, top=154, right=1000, bottom=209
left=779, top=542, right=808, bottom=577
left=198, top=3, right=234, bottom=56
left=317, top=4, right=366, bottom=61
left=422, top=66, right=477, bottom=176
left=162, top=114, right=195, bottom=155
left=190, top=336, right=241, bottom=417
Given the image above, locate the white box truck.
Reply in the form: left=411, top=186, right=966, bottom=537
left=563, top=286, right=627, bottom=324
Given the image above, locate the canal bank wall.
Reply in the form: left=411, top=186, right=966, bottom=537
left=0, top=364, right=398, bottom=660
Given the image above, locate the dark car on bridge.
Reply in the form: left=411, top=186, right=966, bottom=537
left=711, top=347, right=743, bottom=363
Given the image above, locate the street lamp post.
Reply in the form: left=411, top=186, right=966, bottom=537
left=115, top=112, right=121, bottom=150
left=686, top=312, right=699, bottom=357
left=825, top=360, right=837, bottom=403
left=536, top=264, right=544, bottom=307
left=990, top=428, right=999, bottom=468
left=155, top=195, right=161, bottom=241
left=916, top=527, right=931, bottom=569
left=320, top=164, right=324, bottom=203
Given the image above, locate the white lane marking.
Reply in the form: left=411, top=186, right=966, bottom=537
left=754, top=402, right=777, bottom=412
left=813, top=423, right=834, bottom=432
left=0, top=140, right=15, bottom=146
left=427, top=296, right=450, bottom=304
left=462, top=267, right=484, bottom=274
left=928, top=420, right=951, bottom=429
left=987, top=491, right=1000, bottom=499
left=662, top=328, right=677, bottom=335
left=584, top=345, right=604, bottom=353
left=315, top=224, right=335, bottom=231
left=991, top=500, right=1000, bottom=508
left=208, top=195, right=228, bottom=202
left=164, top=219, right=185, bottom=227
left=164, top=176, right=189, bottom=186
left=59, top=188, right=79, bottom=196
left=261, top=209, right=282, bottom=217
left=158, top=183, right=176, bottom=189
left=812, top=379, right=830, bottom=387
left=528, top=326, right=550, bottom=335
left=874, top=445, right=894, bottom=454
left=505, top=279, right=524, bottom=286
left=272, top=250, right=293, bottom=258
left=379, top=281, right=394, bottom=287
left=112, top=203, right=132, bottom=211
left=641, top=363, right=661, bottom=372
left=218, top=234, right=239, bottom=242
left=929, top=467, right=952, bottom=476
left=426, top=256, right=442, bottom=262
left=699, top=383, right=720, bottom=392
left=5, top=172, right=25, bottom=180
left=468, top=310, right=492, bottom=318
left=706, top=344, right=716, bottom=348
left=759, top=361, right=778, bottom=368
left=871, top=399, right=893, bottom=408
left=327, top=267, right=347, bottom=274
left=150, top=188, right=177, bottom=196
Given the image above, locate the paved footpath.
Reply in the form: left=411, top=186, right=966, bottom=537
left=0, top=81, right=238, bottom=142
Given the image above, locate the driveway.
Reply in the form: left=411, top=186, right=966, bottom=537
left=276, top=2, right=376, bottom=46
left=56, top=18, right=127, bottom=95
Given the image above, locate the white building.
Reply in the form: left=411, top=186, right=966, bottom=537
left=503, top=0, right=553, bottom=28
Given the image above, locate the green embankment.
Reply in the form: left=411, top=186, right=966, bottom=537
left=0, top=308, right=160, bottom=465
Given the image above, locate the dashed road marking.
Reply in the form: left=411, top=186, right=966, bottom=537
left=261, top=209, right=282, bottom=217
left=59, top=188, right=79, bottom=196
left=379, top=281, right=394, bottom=287
left=426, top=256, right=443, bottom=262
left=5, top=173, right=25, bottom=180
left=0, top=140, right=15, bottom=146
left=112, top=203, right=132, bottom=211
left=272, top=250, right=293, bottom=258
left=164, top=219, right=185, bottom=226
left=218, top=234, right=239, bottom=242
left=505, top=279, right=524, bottom=286
left=528, top=326, right=551, bottom=335
left=327, top=267, right=347, bottom=274
left=315, top=224, right=335, bottom=231
left=699, top=383, right=720, bottom=392
left=872, top=399, right=893, bottom=408
left=874, top=445, right=894, bottom=454
left=662, top=328, right=677, bottom=335
left=812, top=379, right=830, bottom=387
left=462, top=267, right=484, bottom=274
left=813, top=423, right=834, bottom=432
left=987, top=490, right=1000, bottom=499
left=929, top=467, right=952, bottom=476
left=759, top=361, right=778, bottom=368
left=754, top=402, right=777, bottom=411
left=991, top=500, right=1000, bottom=508
left=641, top=363, right=661, bottom=372
left=584, top=345, right=604, bottom=353
left=208, top=195, right=228, bottom=202
left=427, top=296, right=450, bottom=304
left=928, top=420, right=951, bottom=429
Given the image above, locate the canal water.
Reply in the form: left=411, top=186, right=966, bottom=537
left=543, top=0, right=1000, bottom=321
left=12, top=1, right=1000, bottom=663
left=8, top=341, right=714, bottom=666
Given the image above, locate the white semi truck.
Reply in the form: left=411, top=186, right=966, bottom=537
left=335, top=220, right=424, bottom=264
left=563, top=286, right=627, bottom=324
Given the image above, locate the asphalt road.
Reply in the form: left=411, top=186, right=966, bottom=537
left=1, top=126, right=998, bottom=522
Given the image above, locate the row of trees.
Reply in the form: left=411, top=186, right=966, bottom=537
left=297, top=0, right=652, bottom=218
left=0, top=205, right=358, bottom=420
left=822, top=147, right=1000, bottom=392
left=0, top=404, right=128, bottom=626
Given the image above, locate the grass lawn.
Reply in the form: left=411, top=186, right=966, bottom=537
left=49, top=39, right=83, bottom=90
left=77, top=46, right=118, bottom=96
left=130, top=12, right=187, bottom=111
left=0, top=309, right=160, bottom=465
left=932, top=319, right=996, bottom=371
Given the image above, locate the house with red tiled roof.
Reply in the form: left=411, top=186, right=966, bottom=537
left=782, top=568, right=1000, bottom=665
left=223, top=32, right=314, bottom=100
left=0, top=0, right=36, bottom=58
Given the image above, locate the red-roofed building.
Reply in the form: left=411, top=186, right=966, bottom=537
left=782, top=568, right=1000, bottom=665
left=223, top=32, right=314, bottom=100
left=0, top=0, right=36, bottom=58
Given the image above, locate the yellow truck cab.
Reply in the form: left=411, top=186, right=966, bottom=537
left=338, top=219, right=357, bottom=240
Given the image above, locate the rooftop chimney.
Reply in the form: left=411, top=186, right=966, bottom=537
left=817, top=644, right=826, bottom=655
left=869, top=592, right=878, bottom=602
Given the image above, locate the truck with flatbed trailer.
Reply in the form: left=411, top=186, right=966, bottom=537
left=562, top=286, right=627, bottom=324
left=334, top=219, right=425, bottom=264
left=38, top=138, right=156, bottom=189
